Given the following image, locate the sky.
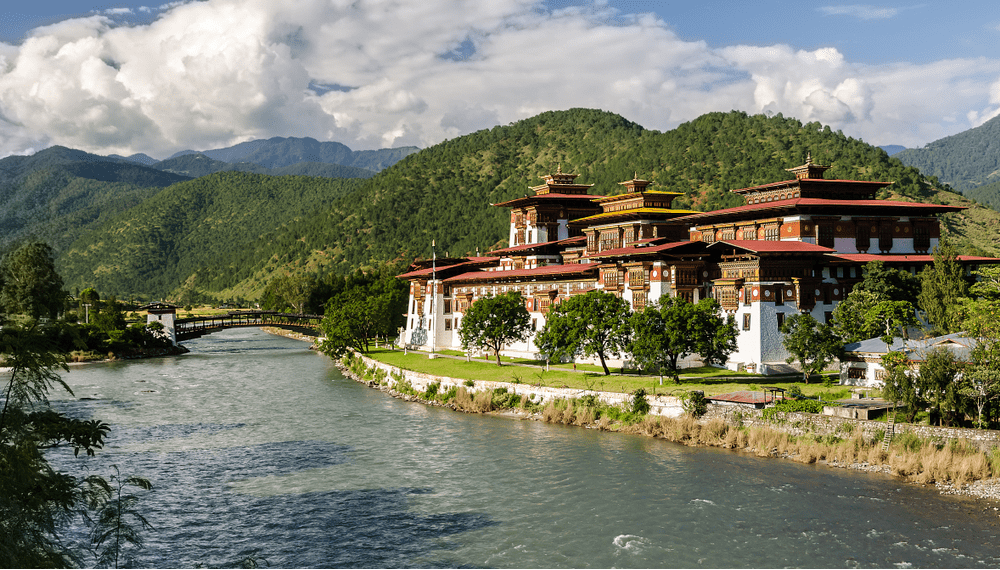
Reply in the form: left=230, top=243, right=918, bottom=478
left=0, top=0, right=998, bottom=159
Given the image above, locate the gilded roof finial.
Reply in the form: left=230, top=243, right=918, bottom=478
left=557, top=164, right=562, bottom=174
left=806, top=151, right=812, bottom=164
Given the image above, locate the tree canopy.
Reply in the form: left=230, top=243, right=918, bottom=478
left=319, top=275, right=407, bottom=357
left=0, top=242, right=66, bottom=320
left=533, top=290, right=631, bottom=375
left=628, top=297, right=733, bottom=382
left=457, top=291, right=531, bottom=366
left=780, top=313, right=843, bottom=382
left=918, top=242, right=970, bottom=335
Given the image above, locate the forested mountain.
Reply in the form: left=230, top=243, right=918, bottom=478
left=895, top=114, right=1000, bottom=193
left=57, top=172, right=366, bottom=297
left=301, top=109, right=955, bottom=273
left=153, top=153, right=376, bottom=179
left=55, top=108, right=999, bottom=301
left=167, top=136, right=419, bottom=172
left=0, top=146, right=191, bottom=252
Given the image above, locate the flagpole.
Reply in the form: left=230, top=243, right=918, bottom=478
left=430, top=240, right=436, bottom=355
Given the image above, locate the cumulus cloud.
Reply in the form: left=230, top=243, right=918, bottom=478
left=0, top=0, right=996, bottom=158
left=818, top=5, right=900, bottom=20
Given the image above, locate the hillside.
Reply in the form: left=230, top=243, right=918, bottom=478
left=167, top=136, right=419, bottom=172
left=895, top=115, right=1000, bottom=193
left=292, top=109, right=957, bottom=273
left=55, top=109, right=1000, bottom=300
left=0, top=147, right=191, bottom=252
left=56, top=172, right=365, bottom=297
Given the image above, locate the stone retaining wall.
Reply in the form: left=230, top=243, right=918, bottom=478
left=351, top=352, right=1000, bottom=451
left=353, top=352, right=687, bottom=417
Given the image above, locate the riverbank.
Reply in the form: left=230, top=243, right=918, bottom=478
left=259, top=326, right=319, bottom=343
left=338, top=350, right=1000, bottom=508
left=66, top=344, right=189, bottom=364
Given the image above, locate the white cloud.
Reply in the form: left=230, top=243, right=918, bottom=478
left=0, top=0, right=996, bottom=158
left=818, top=5, right=900, bottom=20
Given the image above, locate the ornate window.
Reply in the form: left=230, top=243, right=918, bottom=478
left=817, top=224, right=834, bottom=248
left=743, top=313, right=751, bottom=331
left=914, top=226, right=930, bottom=252
left=879, top=224, right=893, bottom=252
left=623, top=227, right=635, bottom=244
left=632, top=291, right=647, bottom=310
left=764, top=225, right=780, bottom=241
left=855, top=225, right=870, bottom=251
left=741, top=227, right=756, bottom=240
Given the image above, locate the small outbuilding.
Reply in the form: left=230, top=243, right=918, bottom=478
left=840, top=332, right=977, bottom=388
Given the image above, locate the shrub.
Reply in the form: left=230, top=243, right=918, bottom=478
left=787, top=385, right=805, bottom=399
left=772, top=399, right=823, bottom=414
left=629, top=388, right=651, bottom=416
left=681, top=390, right=708, bottom=418
left=463, top=379, right=475, bottom=387
left=422, top=382, right=440, bottom=400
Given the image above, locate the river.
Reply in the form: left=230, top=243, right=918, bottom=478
left=49, top=328, right=1000, bottom=568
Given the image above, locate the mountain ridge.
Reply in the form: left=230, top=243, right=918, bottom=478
left=53, top=108, right=999, bottom=302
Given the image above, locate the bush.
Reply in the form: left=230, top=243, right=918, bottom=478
left=422, top=382, right=440, bottom=400
left=772, top=399, right=824, bottom=414
left=630, top=388, right=651, bottom=416
left=681, top=390, right=708, bottom=418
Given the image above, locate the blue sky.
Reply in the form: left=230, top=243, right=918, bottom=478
left=0, top=1, right=998, bottom=157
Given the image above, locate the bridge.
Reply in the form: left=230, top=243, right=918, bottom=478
left=174, top=311, right=324, bottom=341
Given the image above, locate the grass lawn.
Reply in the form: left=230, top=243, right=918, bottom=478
left=366, top=348, right=847, bottom=399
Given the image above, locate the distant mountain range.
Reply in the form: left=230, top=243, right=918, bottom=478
left=0, top=137, right=416, bottom=256
left=894, top=115, right=1000, bottom=208
left=5, top=112, right=1000, bottom=303
left=161, top=136, right=419, bottom=172
left=878, top=145, right=907, bottom=156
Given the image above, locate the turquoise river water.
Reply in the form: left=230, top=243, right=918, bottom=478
left=48, top=327, right=1000, bottom=568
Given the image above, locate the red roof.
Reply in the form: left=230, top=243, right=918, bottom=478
left=443, top=263, right=599, bottom=283
left=708, top=240, right=834, bottom=254
left=828, top=254, right=1000, bottom=264
left=487, top=236, right=586, bottom=256
left=670, top=198, right=965, bottom=224
left=397, top=257, right=496, bottom=278
left=585, top=240, right=704, bottom=259
left=492, top=193, right=602, bottom=207
left=707, top=391, right=780, bottom=405
left=730, top=178, right=890, bottom=194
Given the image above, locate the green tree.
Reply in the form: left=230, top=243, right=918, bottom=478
left=918, top=346, right=963, bottom=426
left=695, top=299, right=739, bottom=366
left=881, top=350, right=921, bottom=422
left=533, top=290, right=631, bottom=376
left=319, top=276, right=407, bottom=356
left=90, top=466, right=153, bottom=569
left=831, top=289, right=882, bottom=342
left=959, top=341, right=1000, bottom=429
left=0, top=242, right=66, bottom=319
left=855, top=259, right=921, bottom=305
left=0, top=323, right=115, bottom=567
left=458, top=291, right=531, bottom=366
left=918, top=242, right=970, bottom=334
left=865, top=300, right=919, bottom=346
left=628, top=297, right=728, bottom=382
left=957, top=266, right=1000, bottom=427
left=780, top=313, right=843, bottom=382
